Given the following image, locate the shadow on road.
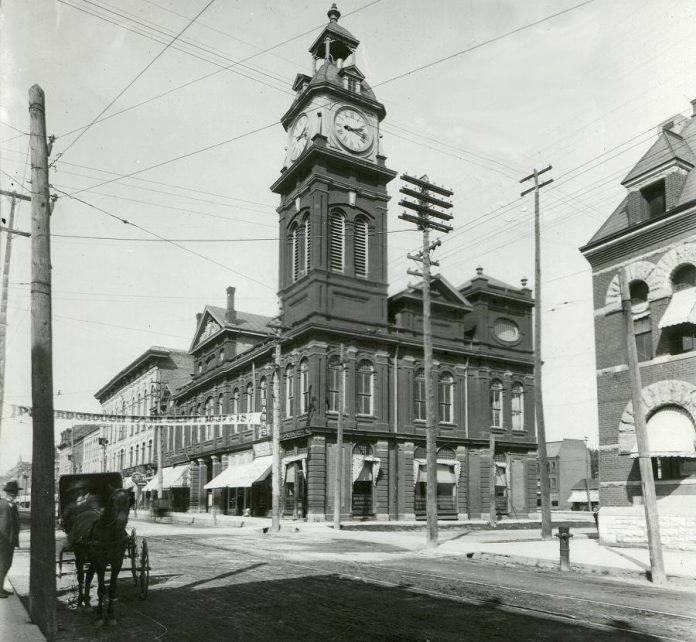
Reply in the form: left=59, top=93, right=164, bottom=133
left=52, top=567, right=666, bottom=641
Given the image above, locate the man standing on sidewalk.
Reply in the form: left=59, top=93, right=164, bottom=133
left=0, top=480, right=21, bottom=597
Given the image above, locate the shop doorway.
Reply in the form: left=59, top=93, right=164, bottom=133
left=351, top=443, right=374, bottom=518
left=414, top=447, right=459, bottom=520
left=283, top=460, right=306, bottom=519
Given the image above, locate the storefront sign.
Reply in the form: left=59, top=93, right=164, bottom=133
left=253, top=441, right=272, bottom=457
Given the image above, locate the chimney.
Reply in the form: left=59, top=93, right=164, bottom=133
left=196, top=312, right=202, bottom=330
left=226, top=286, right=237, bottom=324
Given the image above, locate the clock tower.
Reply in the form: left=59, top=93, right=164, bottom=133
left=271, top=4, right=397, bottom=331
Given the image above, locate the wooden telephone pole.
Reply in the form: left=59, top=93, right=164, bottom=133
left=619, top=269, right=666, bottom=583
left=520, top=165, right=553, bottom=540
left=333, top=344, right=345, bottom=530
left=269, top=302, right=285, bottom=532
left=399, top=174, right=453, bottom=547
left=28, top=84, right=57, bottom=638
left=0, top=190, right=31, bottom=445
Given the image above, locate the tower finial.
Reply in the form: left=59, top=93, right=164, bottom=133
left=328, top=3, right=341, bottom=22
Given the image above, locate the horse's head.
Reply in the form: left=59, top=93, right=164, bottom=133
left=105, top=487, right=132, bottom=530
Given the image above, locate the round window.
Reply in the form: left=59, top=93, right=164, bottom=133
left=494, top=318, right=520, bottom=343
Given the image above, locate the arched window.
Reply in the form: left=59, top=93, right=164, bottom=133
left=205, top=396, right=214, bottom=417
left=232, top=388, right=240, bottom=414
left=129, top=447, right=134, bottom=467
left=285, top=365, right=294, bottom=418
left=511, top=383, right=524, bottom=431
left=327, top=355, right=343, bottom=413
left=353, top=443, right=373, bottom=457
left=217, top=393, right=224, bottom=415
left=437, top=447, right=456, bottom=460
left=414, top=369, right=426, bottom=421
left=356, top=359, right=374, bottom=416
left=303, top=213, right=311, bottom=273
left=438, top=372, right=454, bottom=424
left=143, top=388, right=149, bottom=415
left=629, top=279, right=649, bottom=305
left=354, top=216, right=368, bottom=277
left=291, top=222, right=302, bottom=282
left=147, top=440, right=152, bottom=462
left=672, top=263, right=696, bottom=292
left=246, top=382, right=254, bottom=413
left=299, top=358, right=310, bottom=414
left=137, top=392, right=141, bottom=416
left=329, top=210, right=345, bottom=272
left=259, top=377, right=268, bottom=423
left=490, top=379, right=503, bottom=428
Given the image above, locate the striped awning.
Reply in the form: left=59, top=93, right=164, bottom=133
left=659, top=287, right=696, bottom=328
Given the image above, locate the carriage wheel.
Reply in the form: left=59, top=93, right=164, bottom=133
left=129, top=528, right=138, bottom=585
left=138, top=539, right=149, bottom=600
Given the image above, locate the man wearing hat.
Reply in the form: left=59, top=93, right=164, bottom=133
left=0, top=480, right=21, bottom=597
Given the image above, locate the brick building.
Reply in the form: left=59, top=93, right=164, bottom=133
left=160, top=6, right=540, bottom=522
left=581, top=102, right=696, bottom=549
left=94, top=346, right=193, bottom=489
left=545, top=439, right=589, bottom=509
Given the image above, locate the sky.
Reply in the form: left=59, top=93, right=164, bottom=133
left=1, top=0, right=695, bottom=472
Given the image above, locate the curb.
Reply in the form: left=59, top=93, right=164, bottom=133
left=464, top=550, right=696, bottom=591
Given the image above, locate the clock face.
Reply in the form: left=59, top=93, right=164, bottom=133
left=289, top=114, right=309, bottom=161
left=334, top=108, right=372, bottom=152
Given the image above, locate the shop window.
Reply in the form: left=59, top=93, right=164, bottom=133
left=490, top=379, right=503, bottom=428
left=356, top=360, right=374, bottom=416
left=414, top=369, right=425, bottom=421
left=438, top=373, right=454, bottom=423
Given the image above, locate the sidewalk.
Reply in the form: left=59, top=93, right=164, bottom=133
left=1, top=534, right=45, bottom=641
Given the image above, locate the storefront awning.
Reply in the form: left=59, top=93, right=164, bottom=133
left=659, top=287, right=696, bottom=328
left=567, top=489, right=599, bottom=504
left=415, top=463, right=457, bottom=484
left=204, top=456, right=272, bottom=489
left=142, top=465, right=191, bottom=492
left=629, top=405, right=696, bottom=458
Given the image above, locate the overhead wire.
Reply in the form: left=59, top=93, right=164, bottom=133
left=57, top=0, right=220, bottom=159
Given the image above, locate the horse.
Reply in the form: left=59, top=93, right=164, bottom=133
left=66, top=487, right=133, bottom=627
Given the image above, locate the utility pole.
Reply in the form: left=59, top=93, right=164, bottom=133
left=520, top=165, right=553, bottom=540
left=0, top=190, right=31, bottom=445
left=28, top=84, right=57, bottom=639
left=268, top=302, right=285, bottom=532
left=399, top=173, right=453, bottom=547
left=333, top=344, right=345, bottom=531
left=489, top=433, right=497, bottom=526
left=154, top=382, right=164, bottom=503
left=619, top=269, right=666, bottom=583
left=584, top=436, right=592, bottom=511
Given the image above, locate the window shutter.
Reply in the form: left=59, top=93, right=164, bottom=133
left=304, top=215, right=311, bottom=273
left=330, top=212, right=345, bottom=272
left=292, top=225, right=300, bottom=281
left=355, top=218, right=368, bottom=277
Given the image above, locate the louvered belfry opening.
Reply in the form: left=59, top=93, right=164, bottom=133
left=354, top=216, right=368, bottom=277
left=329, top=210, right=345, bottom=272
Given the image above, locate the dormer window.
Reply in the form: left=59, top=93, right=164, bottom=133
left=343, top=77, right=361, bottom=93
left=641, top=180, right=665, bottom=218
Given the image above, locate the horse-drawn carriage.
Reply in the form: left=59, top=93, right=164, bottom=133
left=58, top=473, right=150, bottom=625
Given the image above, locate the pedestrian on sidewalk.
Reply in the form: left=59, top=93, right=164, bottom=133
left=0, top=480, right=21, bottom=597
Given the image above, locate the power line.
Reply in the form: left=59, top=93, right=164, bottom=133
left=373, top=0, right=596, bottom=89
left=52, top=188, right=276, bottom=291
left=58, top=0, right=219, bottom=159
left=52, top=0, right=384, bottom=145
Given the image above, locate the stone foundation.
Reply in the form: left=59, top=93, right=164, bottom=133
left=599, top=498, right=696, bottom=551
